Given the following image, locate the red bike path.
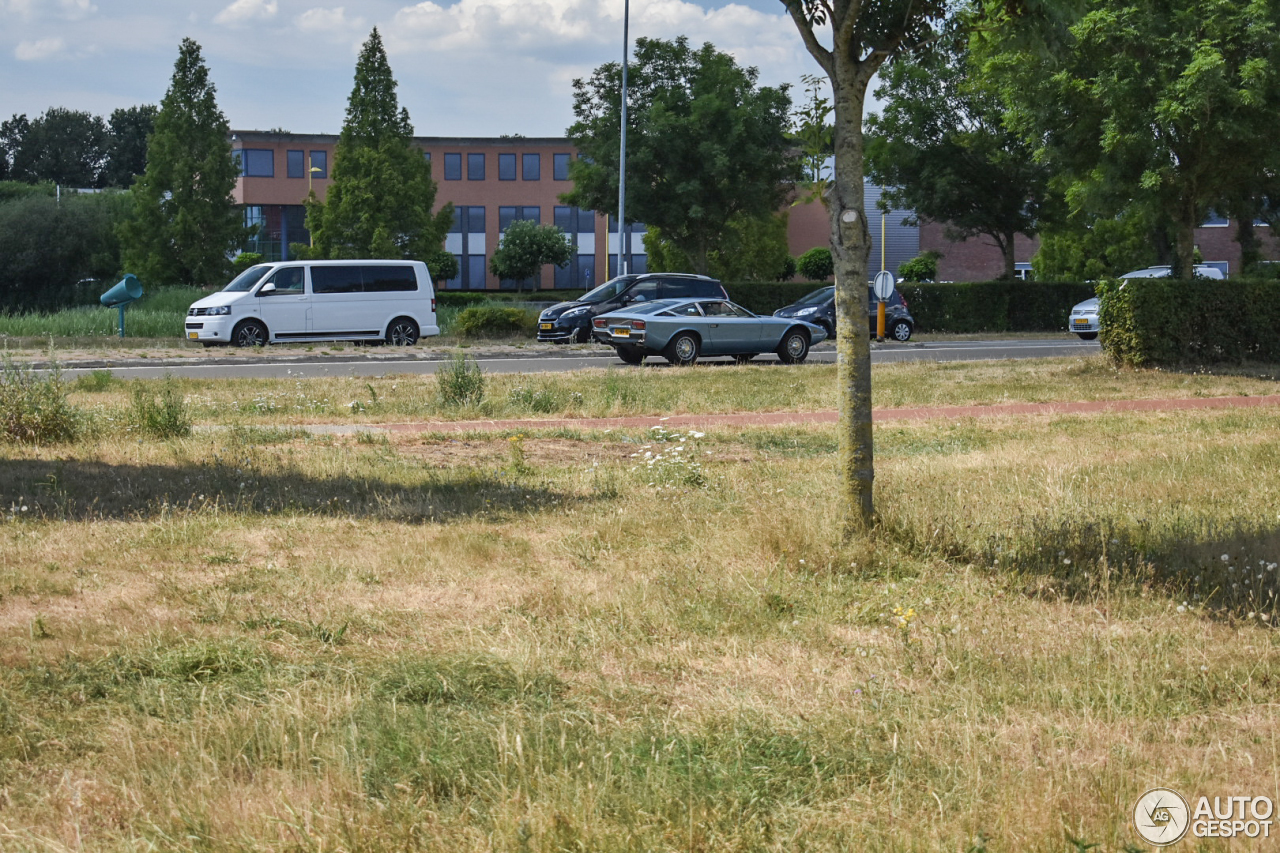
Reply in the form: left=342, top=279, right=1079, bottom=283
left=363, top=394, right=1280, bottom=434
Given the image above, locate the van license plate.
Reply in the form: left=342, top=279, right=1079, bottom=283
left=187, top=332, right=198, bottom=340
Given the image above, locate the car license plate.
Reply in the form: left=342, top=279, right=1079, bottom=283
left=187, top=331, right=199, bottom=339
left=539, top=323, right=552, bottom=330
left=1073, top=318, right=1089, bottom=326
left=613, top=328, right=629, bottom=337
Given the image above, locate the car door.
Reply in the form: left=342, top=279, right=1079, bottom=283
left=699, top=300, right=762, bottom=353
left=256, top=266, right=310, bottom=338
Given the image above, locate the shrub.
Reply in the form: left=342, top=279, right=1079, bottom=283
left=231, top=252, right=263, bottom=274
left=796, top=247, right=834, bottom=281
left=897, top=280, right=1097, bottom=333
left=0, top=355, right=81, bottom=444
left=436, top=352, right=485, bottom=407
left=130, top=379, right=192, bottom=438
left=1099, top=276, right=1280, bottom=367
left=897, top=250, right=941, bottom=282
left=724, top=281, right=831, bottom=315
left=451, top=305, right=536, bottom=338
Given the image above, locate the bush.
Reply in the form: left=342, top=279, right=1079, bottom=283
left=451, top=305, right=536, bottom=338
left=0, top=355, right=81, bottom=444
left=232, top=252, right=263, bottom=274
left=436, top=352, right=485, bottom=407
left=1099, top=276, right=1280, bottom=367
left=724, top=281, right=831, bottom=315
left=796, top=247, right=833, bottom=281
left=897, top=280, right=1097, bottom=333
left=130, top=380, right=192, bottom=439
left=897, top=250, right=941, bottom=282
left=436, top=291, right=585, bottom=308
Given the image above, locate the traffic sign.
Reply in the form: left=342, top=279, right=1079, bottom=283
left=873, top=269, right=895, bottom=301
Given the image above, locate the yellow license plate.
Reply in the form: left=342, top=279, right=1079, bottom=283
left=613, top=328, right=629, bottom=337
left=1073, top=318, right=1089, bottom=326
left=187, top=331, right=199, bottom=339
left=539, top=323, right=552, bottom=330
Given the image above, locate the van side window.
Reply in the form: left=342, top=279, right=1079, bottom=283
left=311, top=266, right=363, bottom=295
left=363, top=266, right=418, bottom=292
left=263, top=267, right=304, bottom=294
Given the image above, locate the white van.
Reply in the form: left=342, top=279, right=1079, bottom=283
left=185, top=260, right=439, bottom=347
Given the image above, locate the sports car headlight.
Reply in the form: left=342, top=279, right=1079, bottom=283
left=795, top=306, right=818, bottom=316
left=207, top=306, right=231, bottom=316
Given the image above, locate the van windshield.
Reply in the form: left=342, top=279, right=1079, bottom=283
left=222, top=266, right=272, bottom=292
left=579, top=276, right=635, bottom=304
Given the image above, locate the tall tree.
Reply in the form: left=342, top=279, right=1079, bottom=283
left=0, top=114, right=31, bottom=182
left=991, top=0, right=1280, bottom=278
left=118, top=38, right=245, bottom=286
left=305, top=28, right=452, bottom=260
left=564, top=37, right=799, bottom=275
left=489, top=220, right=572, bottom=290
left=103, top=105, right=158, bottom=188
left=9, top=108, right=108, bottom=187
left=646, top=212, right=794, bottom=282
left=865, top=34, right=1053, bottom=280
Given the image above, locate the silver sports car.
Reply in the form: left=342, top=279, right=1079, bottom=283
left=591, top=298, right=828, bottom=365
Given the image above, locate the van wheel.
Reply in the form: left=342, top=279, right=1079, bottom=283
left=776, top=328, right=810, bottom=364
left=386, top=317, right=420, bottom=346
left=232, top=319, right=268, bottom=348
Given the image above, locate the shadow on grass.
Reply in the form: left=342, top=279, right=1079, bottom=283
left=0, top=457, right=596, bottom=523
left=881, top=512, right=1280, bottom=619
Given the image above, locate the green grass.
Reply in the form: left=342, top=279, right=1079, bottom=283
left=0, top=362, right=1278, bottom=850
left=0, top=286, right=206, bottom=339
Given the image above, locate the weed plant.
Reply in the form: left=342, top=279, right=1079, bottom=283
left=436, top=351, right=485, bottom=407
left=129, top=378, right=192, bottom=438
left=0, top=353, right=81, bottom=443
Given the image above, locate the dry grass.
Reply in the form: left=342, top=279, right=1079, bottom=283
left=0, top=376, right=1278, bottom=851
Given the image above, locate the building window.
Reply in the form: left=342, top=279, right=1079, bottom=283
left=448, top=206, right=488, bottom=289
left=239, top=149, right=274, bottom=177
left=422, top=151, right=431, bottom=163
left=244, top=205, right=265, bottom=231
left=499, top=153, right=516, bottom=181
left=553, top=153, right=571, bottom=181
left=467, top=152, right=485, bottom=180
left=522, top=153, right=540, bottom=181
left=309, top=150, right=327, bottom=179
left=287, top=150, right=305, bottom=179
left=444, top=153, right=462, bottom=180
left=1202, top=210, right=1229, bottom=227
left=499, top=206, right=541, bottom=231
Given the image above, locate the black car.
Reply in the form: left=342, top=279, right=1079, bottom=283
left=537, top=273, right=728, bottom=343
left=773, top=285, right=915, bottom=342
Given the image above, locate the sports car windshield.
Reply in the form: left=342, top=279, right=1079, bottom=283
left=222, top=265, right=272, bottom=292
left=795, top=286, right=835, bottom=306
left=578, top=277, right=633, bottom=304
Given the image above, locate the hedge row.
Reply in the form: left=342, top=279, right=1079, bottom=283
left=1098, top=277, right=1280, bottom=366
left=897, top=280, right=1096, bottom=333
left=436, top=290, right=584, bottom=308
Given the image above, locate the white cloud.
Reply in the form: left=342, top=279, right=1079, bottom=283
left=214, top=0, right=278, bottom=26
left=297, top=6, right=366, bottom=37
left=59, top=0, right=97, bottom=19
left=15, top=36, right=66, bottom=61
left=0, top=0, right=35, bottom=16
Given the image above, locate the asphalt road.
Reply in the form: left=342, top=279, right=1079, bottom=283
left=55, top=338, right=1101, bottom=381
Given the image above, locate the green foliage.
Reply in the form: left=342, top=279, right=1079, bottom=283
left=723, top=281, right=831, bottom=315
left=489, top=220, right=572, bottom=288
left=7, top=107, right=108, bottom=187
left=645, top=212, right=793, bottom=282
left=790, top=74, right=834, bottom=186
left=231, top=252, right=263, bottom=274
left=436, top=291, right=585, bottom=308
left=795, top=247, right=834, bottom=281
left=866, top=36, right=1052, bottom=280
left=1032, top=211, right=1156, bottom=281
left=897, top=280, right=1097, bottom=333
left=565, top=36, right=799, bottom=274
left=0, top=191, right=129, bottom=310
left=452, top=306, right=536, bottom=338
left=119, top=39, right=246, bottom=286
left=435, top=352, right=485, bottom=407
left=130, top=379, right=193, bottom=439
left=423, top=249, right=459, bottom=284
left=1099, top=277, right=1280, bottom=367
left=897, top=251, right=941, bottom=282
left=0, top=355, right=81, bottom=444
left=307, top=29, right=452, bottom=262
left=103, top=105, right=157, bottom=189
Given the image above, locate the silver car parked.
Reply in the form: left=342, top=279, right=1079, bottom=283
left=1068, top=265, right=1226, bottom=340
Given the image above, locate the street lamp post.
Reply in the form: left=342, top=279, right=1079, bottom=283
left=617, top=0, right=630, bottom=277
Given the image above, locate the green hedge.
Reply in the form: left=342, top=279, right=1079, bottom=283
left=898, top=281, right=1096, bottom=333
left=1099, top=277, right=1280, bottom=366
left=724, top=281, right=830, bottom=315
left=452, top=305, right=540, bottom=338
left=437, top=290, right=584, bottom=308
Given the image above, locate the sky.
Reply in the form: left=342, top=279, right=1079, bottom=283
left=0, top=0, right=832, bottom=138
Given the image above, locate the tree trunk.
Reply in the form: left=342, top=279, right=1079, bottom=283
left=1234, top=213, right=1260, bottom=273
left=1002, top=230, right=1016, bottom=280
left=829, top=51, right=875, bottom=537
left=1174, top=202, right=1196, bottom=279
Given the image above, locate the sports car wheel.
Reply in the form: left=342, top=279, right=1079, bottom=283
left=615, top=346, right=645, bottom=365
left=664, top=332, right=700, bottom=366
left=232, top=319, right=268, bottom=348
left=776, top=329, right=809, bottom=364
left=386, top=317, right=420, bottom=346
left=889, top=319, right=913, bottom=342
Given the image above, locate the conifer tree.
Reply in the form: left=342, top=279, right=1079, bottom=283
left=119, top=38, right=245, bottom=286
left=306, top=28, right=452, bottom=260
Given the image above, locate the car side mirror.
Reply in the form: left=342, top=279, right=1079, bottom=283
left=259, top=283, right=276, bottom=294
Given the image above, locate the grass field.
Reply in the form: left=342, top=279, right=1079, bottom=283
left=1, top=358, right=1278, bottom=851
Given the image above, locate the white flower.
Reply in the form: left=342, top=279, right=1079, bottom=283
left=1222, top=554, right=1231, bottom=562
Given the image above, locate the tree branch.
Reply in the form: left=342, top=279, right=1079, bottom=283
left=782, top=0, right=834, bottom=76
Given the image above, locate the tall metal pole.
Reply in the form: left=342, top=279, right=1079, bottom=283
left=617, top=0, right=630, bottom=276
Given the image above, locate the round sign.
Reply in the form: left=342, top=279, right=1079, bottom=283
left=873, top=270, right=896, bottom=301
